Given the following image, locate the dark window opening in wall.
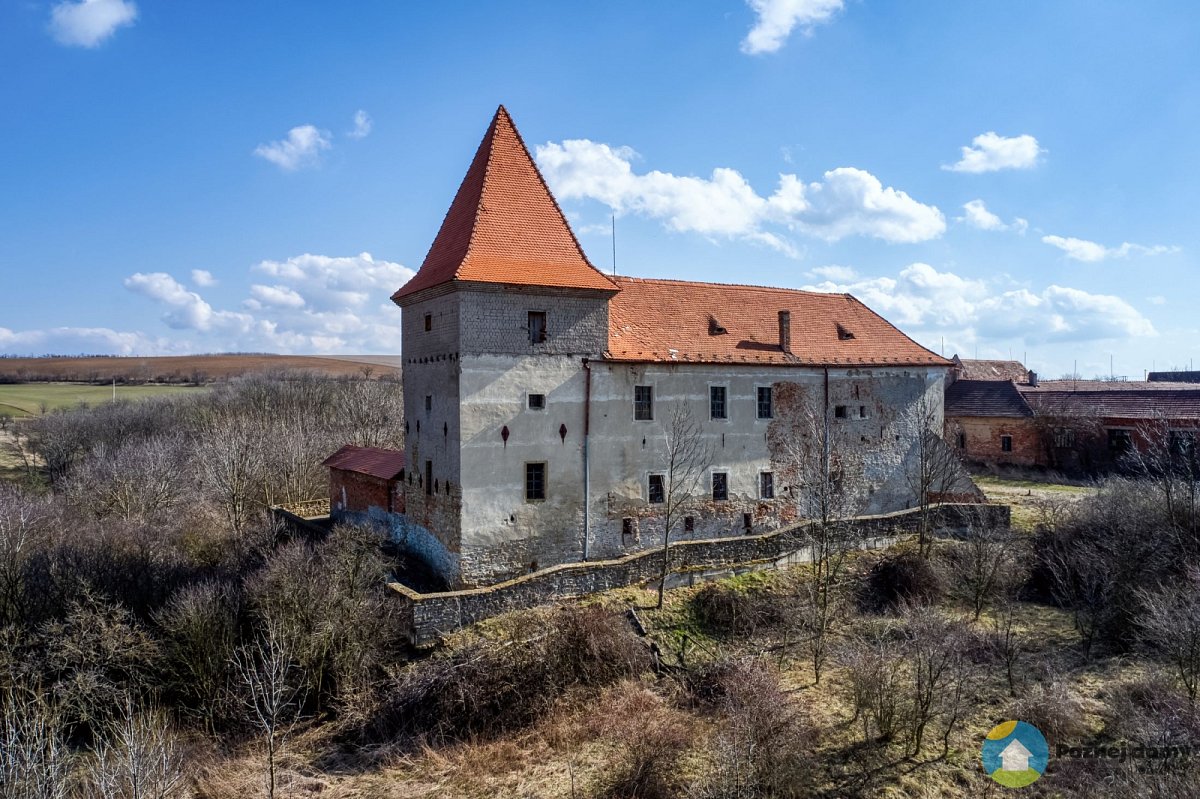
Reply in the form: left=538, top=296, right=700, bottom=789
left=757, top=387, right=773, bottom=419
left=834, top=405, right=849, bottom=419
left=1000, top=435, right=1013, bottom=453
left=634, top=385, right=654, bottom=420
left=525, top=462, right=546, bottom=502
left=528, top=393, right=546, bottom=411
left=712, top=472, right=729, bottom=501
left=528, top=311, right=547, bottom=344
left=710, top=386, right=727, bottom=420
left=529, top=561, right=538, bottom=573
left=648, top=474, right=665, bottom=504
left=684, top=516, right=695, bottom=532
left=1108, top=429, right=1132, bottom=454
left=1054, top=427, right=1075, bottom=448
left=957, top=431, right=967, bottom=450
left=1171, top=430, right=1196, bottom=456
left=425, top=395, right=432, bottom=414
left=743, top=512, right=753, bottom=532
left=622, top=517, right=634, bottom=539
left=425, top=460, right=432, bottom=495
left=859, top=405, right=868, bottom=419
left=424, top=313, right=432, bottom=332
left=760, top=471, right=774, bottom=499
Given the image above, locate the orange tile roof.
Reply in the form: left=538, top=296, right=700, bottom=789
left=392, top=106, right=619, bottom=303
left=605, top=276, right=949, bottom=367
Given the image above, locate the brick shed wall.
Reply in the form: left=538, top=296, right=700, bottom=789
left=330, top=469, right=394, bottom=514
left=952, top=416, right=1044, bottom=467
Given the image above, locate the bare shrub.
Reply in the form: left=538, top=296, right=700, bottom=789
left=838, top=621, right=906, bottom=744
left=691, top=582, right=762, bottom=637
left=1008, top=679, right=1088, bottom=748
left=858, top=551, right=943, bottom=613
left=155, top=580, right=242, bottom=731
left=1138, top=571, right=1200, bottom=703
left=65, top=436, right=189, bottom=521
left=589, top=682, right=692, bottom=799
left=940, top=515, right=1024, bottom=620
left=85, top=697, right=187, bottom=799
left=700, top=658, right=815, bottom=798
left=0, top=687, right=75, bottom=799
left=1102, top=671, right=1200, bottom=747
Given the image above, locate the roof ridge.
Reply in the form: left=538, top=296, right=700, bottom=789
left=498, top=106, right=614, bottom=286
left=613, top=274, right=851, bottom=298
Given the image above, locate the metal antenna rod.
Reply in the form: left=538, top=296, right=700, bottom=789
left=611, top=213, right=617, bottom=276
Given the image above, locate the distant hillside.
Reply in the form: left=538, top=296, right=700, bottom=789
left=0, top=354, right=401, bottom=384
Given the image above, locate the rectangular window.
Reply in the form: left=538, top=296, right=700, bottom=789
left=712, top=472, right=729, bottom=501
left=757, top=386, right=773, bottom=419
left=834, top=405, right=848, bottom=419
left=710, top=386, right=727, bottom=420
left=859, top=405, right=868, bottom=419
left=425, top=394, right=432, bottom=414
left=957, top=431, right=967, bottom=450
left=648, top=474, right=665, bottom=504
left=525, top=462, right=546, bottom=502
left=1171, top=430, right=1196, bottom=456
left=634, top=385, right=654, bottom=421
left=684, top=515, right=695, bottom=533
left=528, top=393, right=546, bottom=411
left=425, top=460, right=432, bottom=496
left=1054, top=427, right=1075, bottom=448
left=622, top=517, right=634, bottom=538
left=1108, top=429, right=1132, bottom=454
left=424, top=313, right=432, bottom=332
left=528, top=311, right=547, bottom=344
left=1001, top=435, right=1013, bottom=453
left=759, top=471, right=774, bottom=499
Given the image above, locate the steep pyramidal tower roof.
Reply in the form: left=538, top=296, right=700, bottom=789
left=392, top=106, right=619, bottom=303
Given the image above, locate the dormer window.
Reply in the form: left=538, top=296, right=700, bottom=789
left=528, top=311, right=547, bottom=344
left=837, top=323, right=855, bottom=340
left=708, top=316, right=727, bottom=335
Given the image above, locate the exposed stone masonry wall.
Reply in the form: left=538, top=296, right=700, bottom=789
left=389, top=503, right=1010, bottom=645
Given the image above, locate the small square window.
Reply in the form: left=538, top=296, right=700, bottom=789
left=712, top=472, right=729, bottom=501
left=648, top=474, right=665, bottom=504
left=760, top=471, right=774, bottom=499
left=528, top=311, right=547, bottom=344
left=1054, top=427, right=1075, bottom=448
left=1108, top=429, right=1132, bottom=454
left=684, top=515, right=695, bottom=533
left=1171, top=430, right=1195, bottom=456
left=634, top=385, right=654, bottom=421
left=423, top=313, right=432, bottom=332
left=1000, top=435, right=1013, bottom=453
left=710, top=386, right=727, bottom=420
left=756, top=387, right=773, bottom=419
left=835, top=405, right=849, bottom=419
left=622, top=517, right=635, bottom=538
left=528, top=393, right=546, bottom=411
left=525, top=462, right=546, bottom=501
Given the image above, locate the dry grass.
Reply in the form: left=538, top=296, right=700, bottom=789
left=0, top=354, right=399, bottom=384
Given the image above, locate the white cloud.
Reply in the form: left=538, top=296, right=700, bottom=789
left=805, top=262, right=1156, bottom=346
left=49, top=0, right=136, bottom=48
left=1147, top=295, right=1167, bottom=306
left=121, top=253, right=415, bottom=354
left=190, top=269, right=217, bottom=287
left=348, top=110, right=373, bottom=140
left=959, top=199, right=1028, bottom=234
left=944, top=132, right=1043, bottom=173
left=0, top=326, right=164, bottom=357
left=1042, top=235, right=1179, bottom=262
left=535, top=139, right=944, bottom=253
left=253, top=125, right=332, bottom=171
left=741, top=0, right=843, bottom=54
left=809, top=265, right=857, bottom=281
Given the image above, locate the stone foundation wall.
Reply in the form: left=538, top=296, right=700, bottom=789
left=389, top=502, right=1009, bottom=645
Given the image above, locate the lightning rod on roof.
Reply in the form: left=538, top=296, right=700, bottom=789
left=612, top=213, right=617, bottom=276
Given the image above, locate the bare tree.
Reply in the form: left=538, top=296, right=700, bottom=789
left=905, top=393, right=965, bottom=559
left=0, top=688, right=74, bottom=799
left=655, top=402, right=713, bottom=609
left=1127, top=415, right=1200, bottom=543
left=232, top=616, right=305, bottom=799
left=0, top=485, right=54, bottom=629
left=1139, top=571, right=1200, bottom=704
left=194, top=404, right=265, bottom=538
left=85, top=696, right=186, bottom=799
left=948, top=510, right=1024, bottom=620
left=774, top=402, right=864, bottom=683
left=989, top=593, right=1023, bottom=697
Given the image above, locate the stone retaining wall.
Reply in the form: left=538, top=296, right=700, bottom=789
left=389, top=503, right=1009, bottom=646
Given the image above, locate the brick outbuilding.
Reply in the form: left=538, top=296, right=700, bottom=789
left=321, top=445, right=406, bottom=515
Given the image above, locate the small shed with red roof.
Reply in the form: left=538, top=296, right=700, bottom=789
left=321, top=445, right=406, bottom=516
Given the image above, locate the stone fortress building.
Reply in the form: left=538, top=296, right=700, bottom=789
left=382, top=106, right=958, bottom=589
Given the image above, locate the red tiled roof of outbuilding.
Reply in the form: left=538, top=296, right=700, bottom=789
left=605, top=276, right=949, bottom=367
left=391, top=106, right=619, bottom=303
left=320, top=445, right=406, bottom=481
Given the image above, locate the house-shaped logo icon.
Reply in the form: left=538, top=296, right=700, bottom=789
left=1000, top=739, right=1033, bottom=772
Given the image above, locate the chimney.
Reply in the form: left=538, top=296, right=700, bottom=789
left=1028, top=370, right=1039, bottom=387
left=778, top=310, right=791, bottom=353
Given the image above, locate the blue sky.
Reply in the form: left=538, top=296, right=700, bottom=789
left=2, top=0, right=1197, bottom=378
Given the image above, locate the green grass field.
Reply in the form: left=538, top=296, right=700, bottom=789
left=0, top=383, right=207, bottom=418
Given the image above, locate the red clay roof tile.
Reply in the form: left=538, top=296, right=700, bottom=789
left=320, top=445, right=406, bottom=480
left=392, top=106, right=618, bottom=302
left=605, top=276, right=949, bottom=368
